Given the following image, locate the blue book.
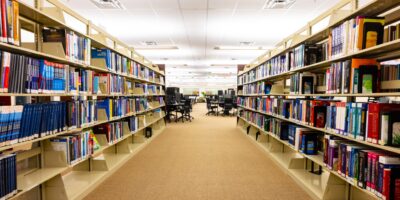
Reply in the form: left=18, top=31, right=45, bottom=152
left=97, top=99, right=111, bottom=119
left=10, top=106, right=22, bottom=143
left=93, top=76, right=99, bottom=94
left=345, top=103, right=351, bottom=136
left=91, top=48, right=111, bottom=70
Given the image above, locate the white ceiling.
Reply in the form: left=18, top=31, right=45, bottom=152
left=60, top=0, right=340, bottom=88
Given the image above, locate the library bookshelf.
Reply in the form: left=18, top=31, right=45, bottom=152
left=237, top=0, right=400, bottom=200
left=0, top=0, right=168, bottom=200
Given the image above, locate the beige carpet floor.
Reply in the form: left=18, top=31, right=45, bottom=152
left=83, top=103, right=311, bottom=200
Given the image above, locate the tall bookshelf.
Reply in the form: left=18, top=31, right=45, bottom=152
left=237, top=0, right=400, bottom=200
left=0, top=0, right=167, bottom=200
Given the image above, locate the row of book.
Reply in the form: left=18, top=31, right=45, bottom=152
left=238, top=96, right=400, bottom=147
left=0, top=97, right=162, bottom=147
left=324, top=136, right=400, bottom=199
left=240, top=42, right=329, bottom=86
left=49, top=130, right=97, bottom=165
left=241, top=70, right=257, bottom=85
left=49, top=115, right=140, bottom=165
left=289, top=58, right=394, bottom=95
left=239, top=109, right=323, bottom=155
left=0, top=0, right=19, bottom=46
left=43, top=28, right=91, bottom=65
left=89, top=48, right=162, bottom=82
left=67, top=100, right=97, bottom=129
left=242, top=82, right=272, bottom=95
left=0, top=154, right=16, bottom=200
left=240, top=15, right=387, bottom=87
left=331, top=16, right=385, bottom=58
left=384, top=24, right=400, bottom=43
left=93, top=122, right=124, bottom=145
left=239, top=108, right=400, bottom=200
left=0, top=51, right=165, bottom=95
left=43, top=28, right=156, bottom=78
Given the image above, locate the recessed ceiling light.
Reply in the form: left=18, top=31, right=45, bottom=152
left=141, top=41, right=158, bottom=46
left=135, top=46, right=179, bottom=50
left=263, top=0, right=296, bottom=9
left=214, top=46, right=266, bottom=50
left=90, top=0, right=125, bottom=9
left=239, top=41, right=255, bottom=46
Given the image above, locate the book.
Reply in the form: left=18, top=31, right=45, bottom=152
left=42, top=28, right=91, bottom=64
left=350, top=58, right=379, bottom=94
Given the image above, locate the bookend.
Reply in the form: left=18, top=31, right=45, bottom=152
left=91, top=58, right=108, bottom=71
left=43, top=140, right=69, bottom=168
left=138, top=115, right=146, bottom=129
left=97, top=109, right=109, bottom=121
left=44, top=175, right=68, bottom=200
left=21, top=42, right=37, bottom=51
left=42, top=42, right=66, bottom=58
left=248, top=126, right=258, bottom=140
left=132, top=129, right=147, bottom=143
left=306, top=159, right=322, bottom=175
left=146, top=112, right=154, bottom=124
left=132, top=87, right=145, bottom=95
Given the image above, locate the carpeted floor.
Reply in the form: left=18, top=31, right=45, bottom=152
left=83, top=103, right=311, bottom=200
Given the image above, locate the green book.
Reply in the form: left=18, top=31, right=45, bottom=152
left=362, top=74, right=373, bottom=93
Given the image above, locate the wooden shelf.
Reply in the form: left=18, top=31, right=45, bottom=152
left=12, top=167, right=68, bottom=198
left=238, top=92, right=400, bottom=97
left=63, top=171, right=107, bottom=200
left=238, top=115, right=382, bottom=200
left=17, top=0, right=164, bottom=76
left=0, top=105, right=165, bottom=153
left=238, top=105, right=400, bottom=154
left=288, top=169, right=325, bottom=200
left=239, top=0, right=400, bottom=75
left=0, top=93, right=166, bottom=97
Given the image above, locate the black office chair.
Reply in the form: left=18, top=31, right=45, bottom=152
left=222, top=98, right=233, bottom=116
left=206, top=98, right=218, bottom=116
left=232, top=96, right=237, bottom=115
left=218, top=96, right=225, bottom=115
left=176, top=99, right=192, bottom=122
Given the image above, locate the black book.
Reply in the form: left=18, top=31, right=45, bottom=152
left=42, top=28, right=67, bottom=51
left=301, top=76, right=314, bottom=94
left=387, top=111, right=400, bottom=146
left=358, top=65, right=379, bottom=93
left=362, top=18, right=385, bottom=49
left=389, top=167, right=400, bottom=200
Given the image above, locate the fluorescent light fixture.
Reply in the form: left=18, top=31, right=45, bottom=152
left=90, top=0, right=125, bottom=9
left=263, top=0, right=296, bottom=9
left=214, top=46, right=268, bottom=50
left=134, top=46, right=179, bottom=50
left=210, top=64, right=237, bottom=67
left=239, top=41, right=255, bottom=46
left=141, top=41, right=158, bottom=46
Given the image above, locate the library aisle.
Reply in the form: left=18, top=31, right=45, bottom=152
left=83, top=104, right=311, bottom=200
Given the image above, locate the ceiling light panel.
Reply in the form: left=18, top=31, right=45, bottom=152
left=90, top=0, right=125, bottom=9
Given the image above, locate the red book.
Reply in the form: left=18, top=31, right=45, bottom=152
left=367, top=103, right=380, bottom=144
left=1, top=0, right=7, bottom=42
left=383, top=168, right=391, bottom=200
left=310, top=100, right=330, bottom=127
left=367, top=103, right=400, bottom=144
left=1, top=51, right=10, bottom=92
